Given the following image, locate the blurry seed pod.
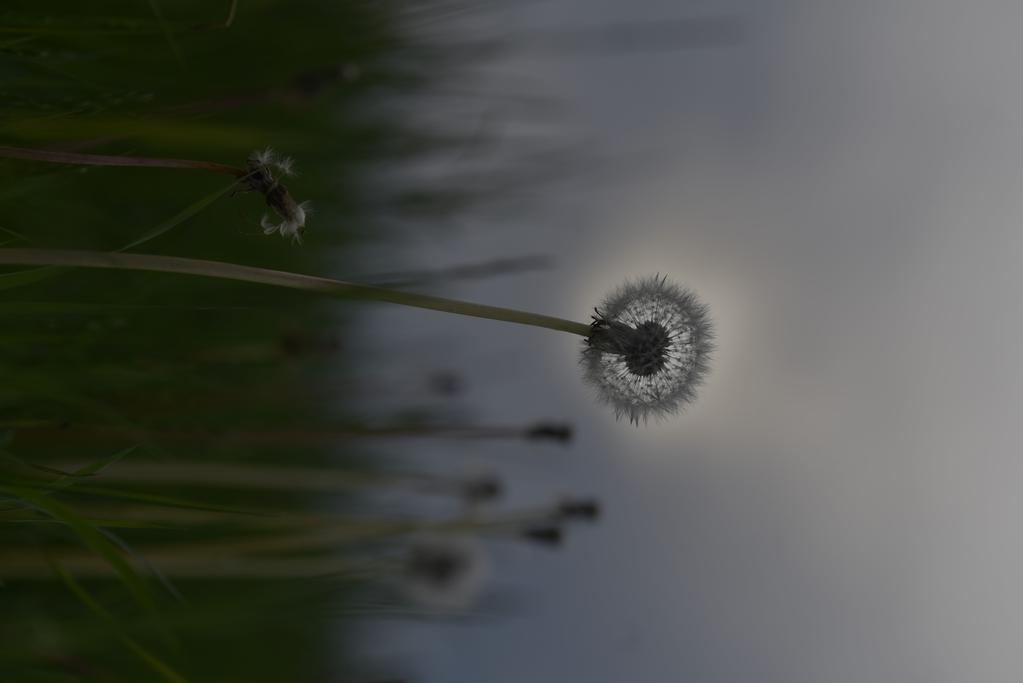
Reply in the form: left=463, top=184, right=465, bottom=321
left=397, top=536, right=490, bottom=612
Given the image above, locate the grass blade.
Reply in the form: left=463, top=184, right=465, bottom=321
left=0, top=179, right=237, bottom=290
left=1, top=484, right=160, bottom=612
left=51, top=561, right=190, bottom=683
left=119, top=180, right=238, bottom=252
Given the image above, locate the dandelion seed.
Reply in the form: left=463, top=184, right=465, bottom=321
left=582, top=275, right=714, bottom=424
left=250, top=147, right=276, bottom=168
left=259, top=200, right=310, bottom=244
left=274, top=156, right=296, bottom=176
left=243, top=148, right=309, bottom=243
left=398, top=537, right=489, bottom=611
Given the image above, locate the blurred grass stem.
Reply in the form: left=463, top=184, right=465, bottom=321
left=0, top=145, right=246, bottom=177
left=17, top=422, right=570, bottom=445
left=0, top=248, right=591, bottom=335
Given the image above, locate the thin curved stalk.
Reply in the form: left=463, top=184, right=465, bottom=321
left=0, top=145, right=246, bottom=177
left=0, top=248, right=592, bottom=336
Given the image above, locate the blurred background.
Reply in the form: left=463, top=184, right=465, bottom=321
left=365, top=1, right=1023, bottom=681
left=5, top=0, right=1023, bottom=682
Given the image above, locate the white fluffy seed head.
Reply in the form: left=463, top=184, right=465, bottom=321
left=582, top=275, right=714, bottom=424
left=243, top=149, right=309, bottom=244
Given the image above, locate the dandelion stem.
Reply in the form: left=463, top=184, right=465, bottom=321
left=36, top=462, right=472, bottom=497
left=0, top=145, right=246, bottom=177
left=0, top=553, right=372, bottom=579
left=16, top=422, right=571, bottom=445
left=0, top=249, right=592, bottom=336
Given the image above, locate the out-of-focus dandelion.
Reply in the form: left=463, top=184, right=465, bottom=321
left=525, top=422, right=573, bottom=443
left=582, top=275, right=714, bottom=424
left=0, top=145, right=313, bottom=243
left=397, top=537, right=489, bottom=611
left=556, top=498, right=601, bottom=521
left=459, top=474, right=503, bottom=504
left=522, top=525, right=563, bottom=547
left=243, top=148, right=310, bottom=244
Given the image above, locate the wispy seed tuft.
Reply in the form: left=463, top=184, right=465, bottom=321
left=242, top=148, right=309, bottom=243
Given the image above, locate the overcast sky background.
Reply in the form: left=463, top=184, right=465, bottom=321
left=353, top=1, right=1023, bottom=681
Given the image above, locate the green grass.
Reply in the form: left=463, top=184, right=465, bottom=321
left=0, top=2, right=464, bottom=681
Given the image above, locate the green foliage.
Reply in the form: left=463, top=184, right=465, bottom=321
left=0, top=1, right=450, bottom=680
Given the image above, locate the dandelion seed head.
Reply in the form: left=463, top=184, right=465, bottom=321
left=582, top=275, right=714, bottom=424
left=242, top=149, right=309, bottom=243
left=523, top=525, right=564, bottom=547
left=398, top=537, right=489, bottom=612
